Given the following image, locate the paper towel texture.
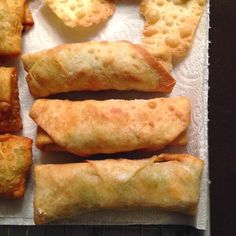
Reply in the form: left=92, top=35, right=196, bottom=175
left=0, top=0, right=209, bottom=229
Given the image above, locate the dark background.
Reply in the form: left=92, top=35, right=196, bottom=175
left=1, top=0, right=236, bottom=235
left=209, top=0, right=236, bottom=235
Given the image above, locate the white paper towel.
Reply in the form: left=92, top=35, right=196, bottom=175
left=0, top=0, right=209, bottom=229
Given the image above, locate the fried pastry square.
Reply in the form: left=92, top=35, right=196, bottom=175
left=0, top=67, right=22, bottom=133
left=140, top=0, right=205, bottom=59
left=45, top=0, right=115, bottom=27
left=0, top=134, right=32, bottom=198
left=0, top=1, right=23, bottom=55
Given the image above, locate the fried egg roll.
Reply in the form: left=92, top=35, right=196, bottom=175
left=29, top=97, right=190, bottom=156
left=34, top=153, right=204, bottom=224
left=21, top=41, right=176, bottom=98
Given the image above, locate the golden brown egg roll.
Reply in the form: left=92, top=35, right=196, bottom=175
left=29, top=97, right=190, bottom=156
left=0, top=67, right=22, bottom=133
left=21, top=41, right=176, bottom=98
left=0, top=1, right=24, bottom=56
left=34, top=153, right=204, bottom=224
left=0, top=134, right=32, bottom=199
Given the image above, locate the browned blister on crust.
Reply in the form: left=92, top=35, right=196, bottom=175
left=0, top=67, right=22, bottom=133
left=45, top=0, right=115, bottom=27
left=140, top=0, right=206, bottom=59
left=29, top=97, right=190, bottom=156
left=21, top=41, right=175, bottom=97
left=0, top=134, right=32, bottom=199
left=34, top=153, right=204, bottom=224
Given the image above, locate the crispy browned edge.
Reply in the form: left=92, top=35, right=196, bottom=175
left=33, top=154, right=204, bottom=224
left=35, top=125, right=188, bottom=155
left=0, top=134, right=33, bottom=199
left=36, top=133, right=188, bottom=152
left=128, top=41, right=176, bottom=93
left=22, top=1, right=34, bottom=30
left=0, top=67, right=22, bottom=133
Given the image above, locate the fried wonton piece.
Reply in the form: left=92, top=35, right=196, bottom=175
left=45, top=0, right=115, bottom=27
left=29, top=97, right=190, bottom=157
left=0, top=1, right=23, bottom=56
left=0, top=67, right=22, bottom=133
left=34, top=153, right=204, bottom=224
left=140, top=0, right=206, bottom=59
left=0, top=134, right=32, bottom=199
left=21, top=41, right=176, bottom=97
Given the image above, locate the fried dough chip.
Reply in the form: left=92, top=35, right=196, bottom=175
left=0, top=67, right=22, bottom=133
left=0, top=134, right=32, bottom=199
left=45, top=0, right=115, bottom=27
left=140, top=0, right=205, bottom=59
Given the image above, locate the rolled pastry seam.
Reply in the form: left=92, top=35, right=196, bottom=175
left=140, top=44, right=173, bottom=72
left=36, top=127, right=188, bottom=153
left=34, top=153, right=204, bottom=224
left=21, top=41, right=176, bottom=98
left=29, top=97, right=191, bottom=156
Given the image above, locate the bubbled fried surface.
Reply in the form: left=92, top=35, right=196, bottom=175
left=140, top=0, right=205, bottom=59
